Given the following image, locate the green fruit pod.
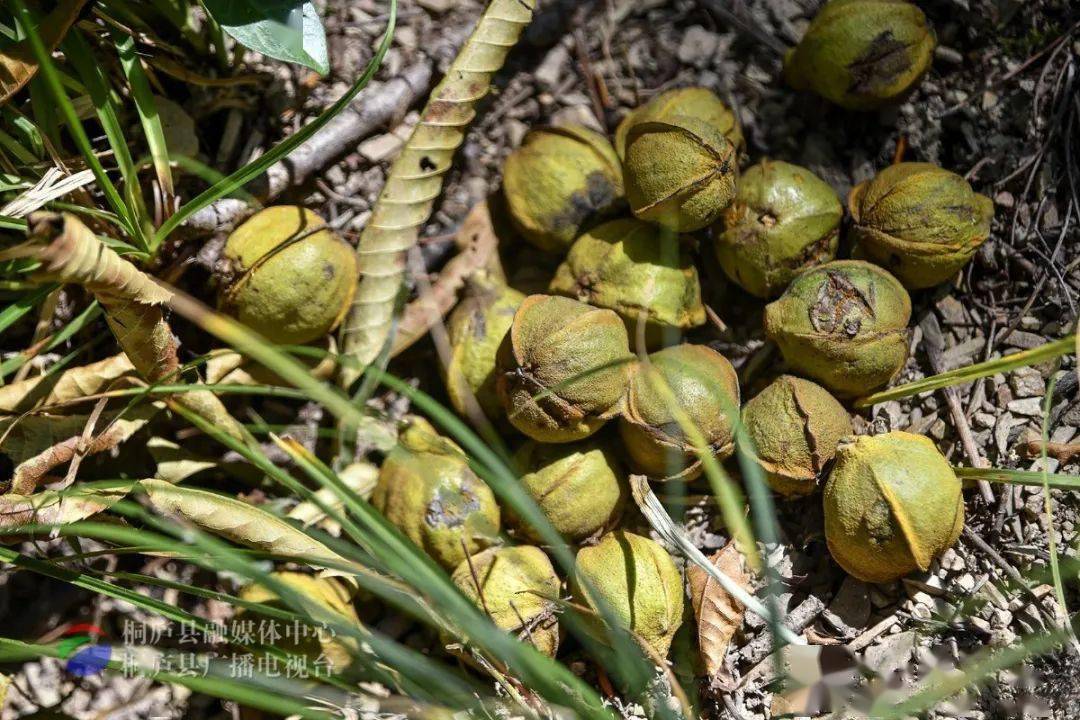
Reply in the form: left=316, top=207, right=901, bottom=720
left=548, top=218, right=706, bottom=348
left=823, top=431, right=964, bottom=583
left=502, top=125, right=624, bottom=254
left=443, top=277, right=526, bottom=422
left=371, top=418, right=501, bottom=569
left=452, top=546, right=561, bottom=657
left=784, top=0, right=936, bottom=110
left=623, top=115, right=738, bottom=233
left=571, top=530, right=684, bottom=657
left=763, top=260, right=911, bottom=398
left=714, top=160, right=842, bottom=298
left=496, top=294, right=633, bottom=443
left=849, top=162, right=995, bottom=289
left=741, top=375, right=853, bottom=496
left=614, top=86, right=743, bottom=159
left=619, top=344, right=740, bottom=480
left=219, top=206, right=358, bottom=345
left=508, top=439, right=628, bottom=542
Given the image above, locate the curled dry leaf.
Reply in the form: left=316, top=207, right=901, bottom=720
left=287, top=461, right=379, bottom=536
left=0, top=485, right=130, bottom=532
left=0, top=0, right=88, bottom=105
left=0, top=353, right=136, bottom=415
left=686, top=542, right=751, bottom=682
left=139, top=479, right=355, bottom=576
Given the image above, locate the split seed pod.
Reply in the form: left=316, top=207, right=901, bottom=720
left=372, top=417, right=500, bottom=569
left=508, top=439, right=628, bottom=543
left=849, top=162, right=995, bottom=289
left=452, top=546, right=562, bottom=656
left=548, top=218, right=706, bottom=348
left=714, top=160, right=842, bottom=298
left=572, top=530, right=684, bottom=658
left=784, top=0, right=936, bottom=110
left=219, top=206, right=358, bottom=345
left=614, top=86, right=743, bottom=158
left=741, top=375, right=853, bottom=496
left=824, top=432, right=964, bottom=583
left=624, top=115, right=738, bottom=233
left=763, top=260, right=911, bottom=397
left=619, top=344, right=740, bottom=480
left=497, top=295, right=633, bottom=443
left=443, top=276, right=525, bottom=422
left=503, top=125, right=624, bottom=253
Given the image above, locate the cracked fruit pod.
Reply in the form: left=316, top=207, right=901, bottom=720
left=614, top=86, right=743, bottom=158
left=508, top=439, right=628, bottom=543
left=219, top=206, right=358, bottom=345
left=571, top=530, right=684, bottom=657
left=623, top=115, right=738, bottom=233
left=742, top=375, right=853, bottom=496
left=824, top=432, right=964, bottom=583
left=443, top=277, right=526, bottom=422
left=497, top=294, right=633, bottom=443
left=503, top=125, right=624, bottom=253
left=372, top=417, right=500, bottom=569
left=764, top=260, right=911, bottom=398
left=849, top=162, right=995, bottom=289
left=714, top=160, right=842, bottom=298
left=784, top=0, right=936, bottom=111
left=619, top=344, right=740, bottom=480
left=452, top=546, right=561, bottom=656
left=548, top=218, right=705, bottom=348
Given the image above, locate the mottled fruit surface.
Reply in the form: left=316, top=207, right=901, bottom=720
left=549, top=218, right=705, bottom=348
left=615, top=86, right=743, bottom=158
left=220, top=206, right=358, bottom=345
left=742, top=375, right=853, bottom=496
left=619, top=344, right=740, bottom=480
left=497, top=295, right=633, bottom=443
left=503, top=125, right=624, bottom=253
left=715, top=160, right=842, bottom=298
left=824, top=431, right=964, bottom=583
left=371, top=418, right=500, bottom=569
left=784, top=0, right=936, bottom=110
left=572, top=530, right=684, bottom=657
left=452, top=546, right=561, bottom=656
left=849, top=162, right=995, bottom=288
left=764, top=260, right=911, bottom=397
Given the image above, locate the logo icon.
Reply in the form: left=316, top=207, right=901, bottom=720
left=58, top=624, right=111, bottom=677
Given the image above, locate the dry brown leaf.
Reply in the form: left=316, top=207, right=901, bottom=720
left=0, top=353, right=136, bottom=415
left=687, top=541, right=750, bottom=681
left=0, top=0, right=88, bottom=105
left=0, top=485, right=130, bottom=530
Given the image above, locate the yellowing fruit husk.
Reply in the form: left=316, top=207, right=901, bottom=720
left=572, top=530, right=684, bottom=657
left=615, top=86, right=743, bottom=158
left=784, top=0, right=936, bottom=110
left=371, top=418, right=500, bottom=569
left=619, top=344, right=740, bottom=480
left=452, top=545, right=561, bottom=656
left=508, top=439, right=627, bottom=543
left=219, top=206, right=358, bottom=345
left=763, top=260, right=911, bottom=398
left=714, top=160, right=842, bottom=298
left=823, top=432, right=964, bottom=583
left=624, top=115, right=738, bottom=233
left=741, top=375, right=853, bottom=496
left=503, top=125, right=624, bottom=253
left=443, top=277, right=525, bottom=422
left=497, top=295, right=633, bottom=443
left=849, top=162, right=995, bottom=289
left=548, top=218, right=705, bottom=348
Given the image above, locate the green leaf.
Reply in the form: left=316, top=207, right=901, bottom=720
left=203, top=0, right=329, bottom=75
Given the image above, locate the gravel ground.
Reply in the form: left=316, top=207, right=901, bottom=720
left=2, top=0, right=1078, bottom=718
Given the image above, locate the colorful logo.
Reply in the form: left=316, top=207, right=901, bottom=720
left=57, top=624, right=111, bottom=676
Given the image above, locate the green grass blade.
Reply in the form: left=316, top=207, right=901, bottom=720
left=0, top=299, right=101, bottom=380
left=114, top=30, right=174, bottom=203
left=855, top=334, right=1075, bottom=407
left=954, top=466, right=1080, bottom=490
left=154, top=0, right=398, bottom=243
left=0, top=281, right=56, bottom=335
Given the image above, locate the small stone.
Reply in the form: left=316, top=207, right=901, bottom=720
left=955, top=573, right=976, bottom=593
left=935, top=295, right=967, bottom=326
left=973, top=412, right=996, bottom=430
left=1003, top=331, right=1047, bottom=350
left=828, top=576, right=871, bottom=629
left=1007, top=398, right=1043, bottom=417
left=994, top=413, right=1019, bottom=455
left=1009, top=368, right=1046, bottom=398
left=505, top=119, right=528, bottom=148
left=416, top=0, right=453, bottom=12
left=864, top=630, right=915, bottom=678
left=549, top=104, right=604, bottom=133
left=535, top=43, right=569, bottom=90
left=677, top=26, right=720, bottom=69
left=359, top=133, right=404, bottom=163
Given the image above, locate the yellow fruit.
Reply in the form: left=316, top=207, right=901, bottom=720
left=219, top=206, right=357, bottom=345
left=614, top=87, right=743, bottom=158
